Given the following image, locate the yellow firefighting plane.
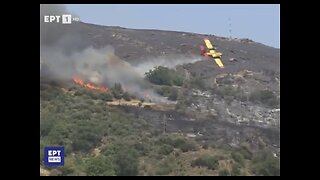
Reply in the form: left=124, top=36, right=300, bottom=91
left=200, top=38, right=224, bottom=68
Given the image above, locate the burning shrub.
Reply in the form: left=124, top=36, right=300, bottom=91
left=73, top=77, right=108, bottom=93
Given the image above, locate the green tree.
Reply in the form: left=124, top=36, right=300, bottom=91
left=101, top=93, right=113, bottom=101
left=113, top=83, right=124, bottom=94
left=238, top=146, right=253, bottom=160
left=219, top=169, right=230, bottom=176
left=123, top=92, right=131, bottom=101
left=158, top=144, right=174, bottom=155
left=111, top=83, right=124, bottom=100
left=71, top=123, right=103, bottom=152
left=145, top=66, right=184, bottom=86
left=252, top=151, right=280, bottom=176
left=231, top=163, right=241, bottom=176
left=171, top=138, right=197, bottom=152
left=114, top=148, right=139, bottom=176
left=86, top=156, right=116, bottom=176
left=172, top=75, right=183, bottom=86
left=179, top=141, right=197, bottom=152
left=191, top=155, right=219, bottom=170
left=40, top=113, right=55, bottom=136
left=231, top=152, right=245, bottom=165
left=155, top=162, right=172, bottom=175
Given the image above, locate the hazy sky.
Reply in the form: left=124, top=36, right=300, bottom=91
left=66, top=4, right=280, bottom=48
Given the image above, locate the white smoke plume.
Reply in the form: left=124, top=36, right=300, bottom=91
left=132, top=55, right=203, bottom=77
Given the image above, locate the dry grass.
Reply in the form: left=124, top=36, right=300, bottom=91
left=107, top=99, right=155, bottom=107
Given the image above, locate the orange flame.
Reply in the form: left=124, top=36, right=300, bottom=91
left=73, top=76, right=108, bottom=92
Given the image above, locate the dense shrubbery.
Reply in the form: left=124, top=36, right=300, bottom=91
left=98, top=92, right=113, bottom=101
left=251, top=151, right=280, bottom=176
left=191, top=155, right=219, bottom=170
left=219, top=169, right=230, bottom=176
left=122, top=92, right=131, bottom=101
left=40, top=80, right=279, bottom=176
left=145, top=66, right=184, bottom=86
left=158, top=144, right=174, bottom=155
left=114, top=147, right=139, bottom=176
left=238, top=146, right=253, bottom=160
left=231, top=163, right=242, bottom=176
left=133, top=142, right=150, bottom=156
left=100, top=142, right=142, bottom=176
left=155, top=162, right=172, bottom=175
left=157, top=136, right=197, bottom=152
left=86, top=156, right=116, bottom=176
left=231, top=152, right=245, bottom=166
left=111, top=83, right=124, bottom=100
left=178, top=140, right=197, bottom=152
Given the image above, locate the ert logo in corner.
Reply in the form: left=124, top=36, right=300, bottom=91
left=44, top=147, right=64, bottom=166
left=43, top=14, right=80, bottom=24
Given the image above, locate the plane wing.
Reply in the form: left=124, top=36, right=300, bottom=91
left=204, top=38, right=214, bottom=49
left=214, top=58, right=224, bottom=68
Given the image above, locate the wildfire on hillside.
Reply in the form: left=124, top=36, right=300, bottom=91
left=73, top=76, right=108, bottom=92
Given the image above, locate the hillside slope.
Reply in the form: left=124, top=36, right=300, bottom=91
left=40, top=22, right=280, bottom=176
